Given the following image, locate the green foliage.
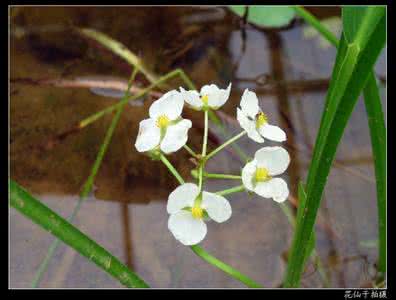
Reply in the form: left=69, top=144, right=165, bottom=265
left=229, top=6, right=295, bottom=28
left=10, top=180, right=149, bottom=288
left=284, top=7, right=386, bottom=287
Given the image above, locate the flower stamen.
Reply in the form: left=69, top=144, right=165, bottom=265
left=254, top=167, right=271, bottom=182
left=255, top=112, right=268, bottom=128
left=191, top=206, right=204, bottom=219
left=201, top=95, right=209, bottom=105
left=156, top=115, right=170, bottom=129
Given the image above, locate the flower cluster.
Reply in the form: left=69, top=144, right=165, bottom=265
left=135, top=83, right=290, bottom=246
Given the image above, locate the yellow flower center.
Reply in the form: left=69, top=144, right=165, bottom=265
left=256, top=112, right=268, bottom=128
left=201, top=95, right=209, bottom=105
left=156, top=115, right=170, bottom=129
left=191, top=206, right=204, bottom=219
left=255, top=167, right=271, bottom=182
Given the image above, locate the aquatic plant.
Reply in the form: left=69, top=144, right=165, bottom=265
left=134, top=84, right=289, bottom=247
left=10, top=5, right=386, bottom=289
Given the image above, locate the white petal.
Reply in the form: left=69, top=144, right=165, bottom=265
left=241, top=160, right=257, bottom=191
left=255, top=146, right=290, bottom=176
left=240, top=89, right=260, bottom=118
left=237, top=108, right=264, bottom=143
left=200, top=83, right=231, bottom=109
left=180, top=87, right=203, bottom=109
left=167, top=183, right=199, bottom=214
left=201, top=192, right=232, bottom=223
left=168, top=211, right=207, bottom=246
left=254, top=178, right=289, bottom=203
left=134, top=118, right=161, bottom=152
left=160, top=119, right=192, bottom=154
left=149, top=90, right=184, bottom=120
left=208, top=83, right=232, bottom=109
left=258, top=123, right=286, bottom=142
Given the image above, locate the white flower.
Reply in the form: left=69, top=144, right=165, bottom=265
left=242, top=146, right=290, bottom=203
left=180, top=83, right=232, bottom=110
left=167, top=183, right=232, bottom=246
left=135, top=90, right=192, bottom=154
left=237, top=89, right=286, bottom=143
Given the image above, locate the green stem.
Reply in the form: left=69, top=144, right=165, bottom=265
left=204, top=173, right=242, bottom=180
left=205, top=131, right=247, bottom=161
left=294, top=6, right=339, bottom=47
left=159, top=154, right=185, bottom=185
left=79, top=69, right=190, bottom=129
left=215, top=185, right=245, bottom=197
left=198, top=110, right=209, bottom=191
left=183, top=144, right=198, bottom=157
left=31, top=68, right=139, bottom=287
left=190, top=245, right=263, bottom=288
left=11, top=180, right=149, bottom=288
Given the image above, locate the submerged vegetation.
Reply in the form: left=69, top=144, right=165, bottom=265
left=10, top=6, right=386, bottom=288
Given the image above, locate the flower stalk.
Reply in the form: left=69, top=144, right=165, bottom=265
left=205, top=131, right=247, bottom=161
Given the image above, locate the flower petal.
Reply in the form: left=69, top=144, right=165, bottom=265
left=167, top=183, right=199, bottom=214
left=180, top=87, right=203, bottom=109
left=149, top=90, right=184, bottom=120
left=258, top=123, right=286, bottom=142
left=209, top=83, right=232, bottom=109
left=254, top=178, right=289, bottom=203
left=240, top=89, right=260, bottom=118
left=134, top=118, right=161, bottom=152
left=168, top=210, right=207, bottom=245
left=255, top=146, right=290, bottom=176
left=201, top=192, right=232, bottom=223
left=160, top=119, right=192, bottom=154
left=241, top=160, right=257, bottom=191
left=237, top=108, right=264, bottom=143
left=200, top=83, right=231, bottom=109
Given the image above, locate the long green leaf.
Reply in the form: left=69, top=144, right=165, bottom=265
left=284, top=7, right=386, bottom=287
left=363, top=72, right=386, bottom=273
left=79, top=28, right=159, bottom=84
left=10, top=180, right=150, bottom=288
left=295, top=182, right=315, bottom=267
left=294, top=5, right=387, bottom=277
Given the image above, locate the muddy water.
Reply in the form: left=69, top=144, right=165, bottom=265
left=10, top=6, right=386, bottom=288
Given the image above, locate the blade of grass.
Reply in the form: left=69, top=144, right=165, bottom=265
left=294, top=5, right=387, bottom=276
left=31, top=67, right=139, bottom=287
left=363, top=72, right=386, bottom=274
left=284, top=7, right=386, bottom=287
left=10, top=180, right=149, bottom=288
left=79, top=28, right=159, bottom=84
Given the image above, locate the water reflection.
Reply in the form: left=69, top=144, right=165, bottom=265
left=10, top=6, right=385, bottom=288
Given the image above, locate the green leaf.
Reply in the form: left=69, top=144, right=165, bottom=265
left=296, top=182, right=315, bottom=266
left=294, top=5, right=386, bottom=276
left=284, top=7, right=386, bottom=287
left=363, top=72, right=386, bottom=273
left=229, top=6, right=295, bottom=28
left=342, top=6, right=368, bottom=42
left=10, top=179, right=150, bottom=288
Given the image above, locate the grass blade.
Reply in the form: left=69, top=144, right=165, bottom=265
left=363, top=72, right=386, bottom=273
left=294, top=5, right=387, bottom=276
left=10, top=180, right=149, bottom=288
left=284, top=7, right=386, bottom=287
left=79, top=28, right=159, bottom=84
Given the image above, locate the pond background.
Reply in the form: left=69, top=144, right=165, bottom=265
left=10, top=6, right=386, bottom=288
